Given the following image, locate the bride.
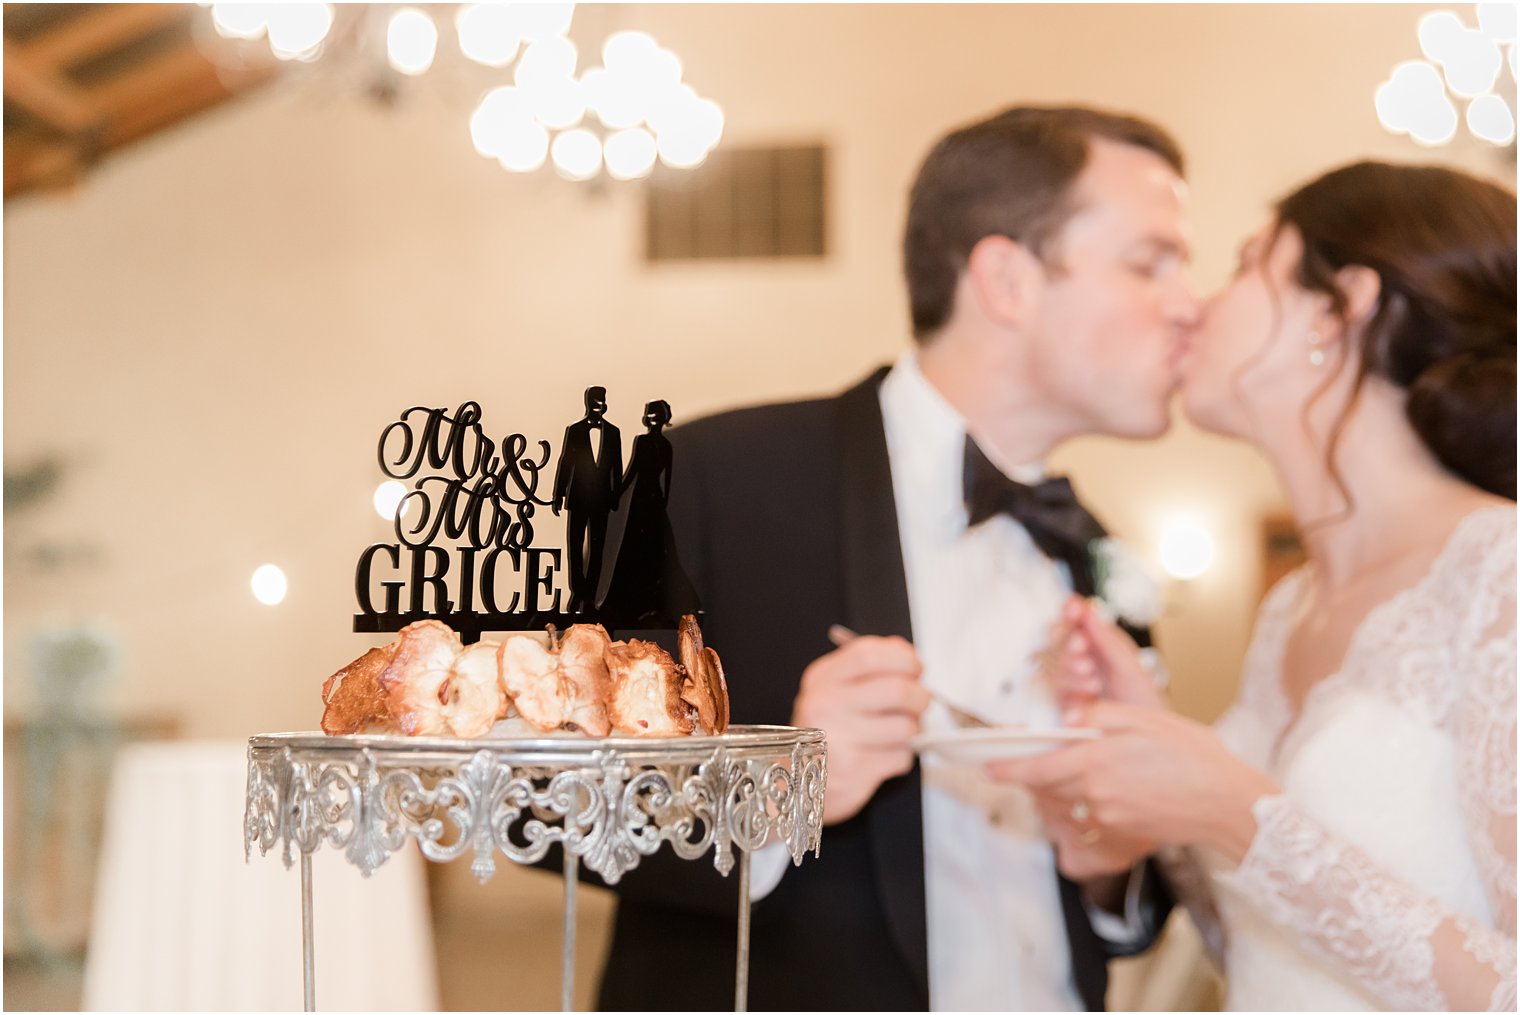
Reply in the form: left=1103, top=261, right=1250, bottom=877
left=991, top=161, right=1515, bottom=1010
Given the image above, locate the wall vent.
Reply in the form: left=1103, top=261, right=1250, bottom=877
left=644, top=144, right=827, bottom=261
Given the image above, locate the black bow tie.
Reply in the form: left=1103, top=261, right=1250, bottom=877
left=962, top=438, right=1105, bottom=569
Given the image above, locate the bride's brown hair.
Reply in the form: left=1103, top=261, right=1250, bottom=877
left=1275, top=161, right=1516, bottom=500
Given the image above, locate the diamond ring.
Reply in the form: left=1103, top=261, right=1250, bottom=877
left=1070, top=799, right=1092, bottom=823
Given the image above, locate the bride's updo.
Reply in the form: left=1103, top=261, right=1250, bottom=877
left=1275, top=162, right=1516, bottom=499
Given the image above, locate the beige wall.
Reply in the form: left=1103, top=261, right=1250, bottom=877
left=5, top=4, right=1513, bottom=737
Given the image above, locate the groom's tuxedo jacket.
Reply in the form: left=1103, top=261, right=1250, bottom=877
left=554, top=418, right=623, bottom=509
left=593, top=367, right=1171, bottom=1011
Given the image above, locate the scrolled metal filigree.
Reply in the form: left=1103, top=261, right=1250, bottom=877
left=244, top=725, right=826, bottom=886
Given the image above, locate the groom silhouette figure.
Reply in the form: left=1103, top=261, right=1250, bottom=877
left=553, top=386, right=623, bottom=612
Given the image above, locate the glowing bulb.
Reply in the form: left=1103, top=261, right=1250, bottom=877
left=657, top=130, right=710, bottom=170
left=497, top=120, right=550, bottom=172
left=470, top=86, right=531, bottom=158
left=211, top=4, right=268, bottom=40
left=387, top=8, right=438, bottom=76
left=1443, top=30, right=1503, bottom=97
left=1467, top=94, right=1516, bottom=145
left=516, top=2, right=574, bottom=41
left=1419, top=10, right=1467, bottom=64
left=457, top=4, right=521, bottom=68
left=655, top=96, right=723, bottom=168
left=686, top=97, right=725, bottom=151
left=644, top=46, right=683, bottom=90
left=602, top=31, right=658, bottom=74
left=1158, top=517, right=1214, bottom=580
left=551, top=128, right=602, bottom=180
left=373, top=481, right=412, bottom=521
left=646, top=82, right=698, bottom=137
left=266, top=3, right=332, bottom=59
left=596, top=32, right=682, bottom=119
left=525, top=76, right=585, bottom=130
left=1376, top=61, right=1458, bottom=146
left=584, top=67, right=645, bottom=129
left=604, top=127, right=658, bottom=180
left=251, top=564, right=288, bottom=606
left=515, top=35, right=577, bottom=89
left=1478, top=2, right=1517, bottom=43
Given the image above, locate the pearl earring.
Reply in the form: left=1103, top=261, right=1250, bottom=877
left=1307, top=329, right=1326, bottom=367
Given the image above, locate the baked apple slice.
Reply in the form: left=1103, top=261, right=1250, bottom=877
left=676, top=615, right=730, bottom=735
left=378, top=620, right=463, bottom=737
left=607, top=639, right=695, bottom=736
left=498, top=626, right=613, bottom=735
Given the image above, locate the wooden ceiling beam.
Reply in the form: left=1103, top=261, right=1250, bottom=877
left=19, top=4, right=187, bottom=72
left=3, top=7, right=283, bottom=201
left=5, top=21, right=280, bottom=201
left=84, top=41, right=269, bottom=117
left=105, top=65, right=270, bottom=150
left=4, top=58, right=275, bottom=201
left=3, top=39, right=105, bottom=135
left=4, top=142, right=83, bottom=198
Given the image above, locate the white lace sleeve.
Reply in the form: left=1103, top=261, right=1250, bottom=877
left=1216, top=530, right=1517, bottom=1012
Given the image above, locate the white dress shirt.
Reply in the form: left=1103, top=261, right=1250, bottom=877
left=748, top=352, right=1141, bottom=1009
left=882, top=352, right=1083, bottom=1011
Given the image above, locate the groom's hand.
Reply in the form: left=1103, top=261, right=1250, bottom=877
left=792, top=635, right=930, bottom=825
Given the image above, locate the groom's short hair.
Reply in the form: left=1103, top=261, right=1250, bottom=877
left=903, top=105, right=1184, bottom=342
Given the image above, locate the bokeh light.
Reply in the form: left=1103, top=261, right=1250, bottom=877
left=373, top=481, right=411, bottom=521
left=1158, top=517, right=1215, bottom=581
left=251, top=564, right=288, bottom=606
left=456, top=4, right=521, bottom=68
left=1467, top=93, right=1517, bottom=144
left=551, top=128, right=603, bottom=180
left=604, top=127, right=658, bottom=180
left=1376, top=60, right=1458, bottom=145
left=387, top=8, right=438, bottom=76
left=266, top=4, right=332, bottom=60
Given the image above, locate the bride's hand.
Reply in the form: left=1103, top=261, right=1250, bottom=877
left=1028, top=790, right=1157, bottom=880
left=1045, top=596, right=1166, bottom=713
left=988, top=701, right=1280, bottom=863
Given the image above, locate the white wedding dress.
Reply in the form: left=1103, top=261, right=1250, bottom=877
left=1170, top=503, right=1517, bottom=1011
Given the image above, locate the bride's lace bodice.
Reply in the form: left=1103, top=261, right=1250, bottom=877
left=1186, top=504, right=1516, bottom=1011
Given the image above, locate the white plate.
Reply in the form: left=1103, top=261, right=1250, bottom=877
left=911, top=725, right=1101, bottom=762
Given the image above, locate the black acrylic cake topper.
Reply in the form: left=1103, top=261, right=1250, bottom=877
left=353, top=389, right=701, bottom=644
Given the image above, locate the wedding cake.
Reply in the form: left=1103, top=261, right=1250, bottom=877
left=320, top=614, right=729, bottom=739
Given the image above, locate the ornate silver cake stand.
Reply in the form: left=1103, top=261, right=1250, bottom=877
left=244, top=725, right=827, bottom=1012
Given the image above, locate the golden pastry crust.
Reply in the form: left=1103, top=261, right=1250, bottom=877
left=607, top=639, right=695, bottom=737
left=320, top=643, right=397, bottom=735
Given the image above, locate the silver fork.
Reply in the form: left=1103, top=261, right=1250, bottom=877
left=826, top=624, right=998, bottom=729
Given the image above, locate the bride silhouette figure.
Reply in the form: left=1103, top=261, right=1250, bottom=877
left=596, top=400, right=701, bottom=624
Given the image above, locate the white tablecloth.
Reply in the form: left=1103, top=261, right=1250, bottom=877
left=83, top=740, right=439, bottom=1011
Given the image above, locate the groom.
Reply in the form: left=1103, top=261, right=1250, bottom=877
left=595, top=105, right=1200, bottom=1010
left=552, top=385, right=623, bottom=612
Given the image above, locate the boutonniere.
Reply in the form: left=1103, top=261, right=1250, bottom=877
left=1087, top=537, right=1162, bottom=629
